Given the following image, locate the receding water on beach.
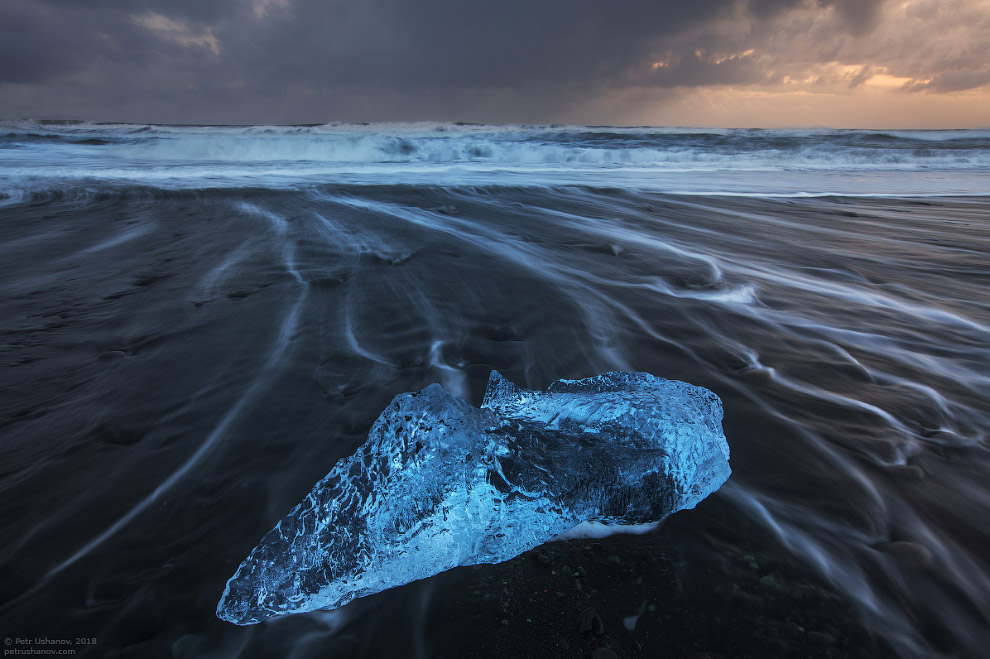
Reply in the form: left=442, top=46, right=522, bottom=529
left=1, top=121, right=988, bottom=658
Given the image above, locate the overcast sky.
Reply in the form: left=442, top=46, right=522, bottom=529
left=1, top=0, right=988, bottom=127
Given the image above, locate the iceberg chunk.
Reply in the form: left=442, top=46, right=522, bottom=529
left=217, top=371, right=730, bottom=625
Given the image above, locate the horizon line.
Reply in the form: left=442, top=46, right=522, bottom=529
left=4, top=117, right=990, bottom=131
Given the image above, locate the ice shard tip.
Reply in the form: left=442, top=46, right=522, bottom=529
left=217, top=370, right=731, bottom=624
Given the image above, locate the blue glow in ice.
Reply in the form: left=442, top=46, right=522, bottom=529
left=217, top=371, right=730, bottom=624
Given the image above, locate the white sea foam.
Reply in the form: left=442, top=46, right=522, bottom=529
left=1, top=121, right=988, bottom=196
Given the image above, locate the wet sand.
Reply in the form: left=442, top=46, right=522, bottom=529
left=1, top=188, right=987, bottom=658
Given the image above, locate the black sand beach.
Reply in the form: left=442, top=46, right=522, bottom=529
left=1, top=124, right=988, bottom=658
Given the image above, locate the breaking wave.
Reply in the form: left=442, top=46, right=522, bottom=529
left=2, top=121, right=989, bottom=195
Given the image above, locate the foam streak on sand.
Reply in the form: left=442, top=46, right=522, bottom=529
left=40, top=206, right=310, bottom=580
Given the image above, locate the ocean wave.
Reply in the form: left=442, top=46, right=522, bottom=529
left=2, top=121, right=989, bottom=161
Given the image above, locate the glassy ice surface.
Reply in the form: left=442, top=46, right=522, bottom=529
left=217, top=371, right=730, bottom=624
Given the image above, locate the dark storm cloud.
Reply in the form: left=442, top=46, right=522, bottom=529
left=645, top=52, right=773, bottom=88
left=0, top=0, right=986, bottom=123
left=202, top=0, right=889, bottom=89
left=220, top=0, right=742, bottom=89
left=39, top=0, right=246, bottom=25
left=905, top=69, right=990, bottom=94
left=0, top=0, right=99, bottom=83
left=847, top=65, right=874, bottom=89
left=0, top=0, right=222, bottom=84
left=0, top=0, right=865, bottom=87
left=748, top=0, right=881, bottom=27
